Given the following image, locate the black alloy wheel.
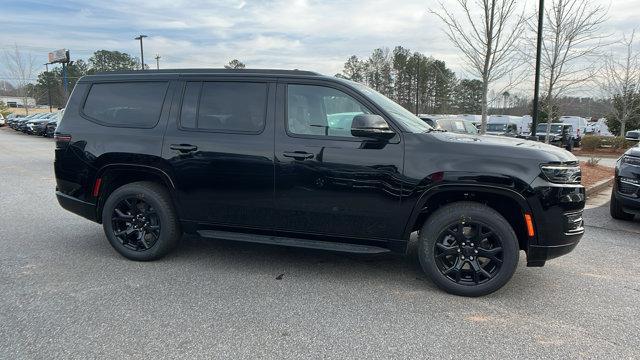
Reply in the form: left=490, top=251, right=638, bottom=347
left=418, top=202, right=519, bottom=297
left=434, top=221, right=503, bottom=285
left=111, top=197, right=161, bottom=251
left=102, top=181, right=180, bottom=261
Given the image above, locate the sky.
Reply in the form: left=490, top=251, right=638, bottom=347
left=0, top=0, right=638, bottom=91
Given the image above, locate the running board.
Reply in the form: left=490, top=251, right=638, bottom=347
left=197, top=230, right=391, bottom=254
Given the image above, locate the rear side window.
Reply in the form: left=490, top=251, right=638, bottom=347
left=179, top=81, right=267, bottom=133
left=83, top=82, right=168, bottom=127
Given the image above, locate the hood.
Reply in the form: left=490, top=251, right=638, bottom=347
left=426, top=132, right=577, bottom=163
left=625, top=145, right=640, bottom=157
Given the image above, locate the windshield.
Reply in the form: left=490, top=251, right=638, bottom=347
left=537, top=124, right=563, bottom=133
left=487, top=124, right=507, bottom=132
left=464, top=121, right=479, bottom=134
left=348, top=81, right=432, bottom=133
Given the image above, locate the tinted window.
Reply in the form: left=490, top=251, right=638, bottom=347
left=180, top=81, right=267, bottom=133
left=180, top=82, right=200, bottom=129
left=287, top=84, right=371, bottom=138
left=83, top=82, right=168, bottom=127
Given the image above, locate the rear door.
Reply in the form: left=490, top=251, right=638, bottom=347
left=162, top=78, right=276, bottom=230
left=273, top=80, right=405, bottom=241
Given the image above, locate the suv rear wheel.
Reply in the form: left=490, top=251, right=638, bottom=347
left=418, top=202, right=519, bottom=297
left=102, top=181, right=180, bottom=261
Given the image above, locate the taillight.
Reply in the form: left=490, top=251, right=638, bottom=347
left=54, top=133, right=72, bottom=142
left=92, top=178, right=102, bottom=197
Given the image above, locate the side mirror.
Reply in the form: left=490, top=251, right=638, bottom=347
left=351, top=114, right=395, bottom=140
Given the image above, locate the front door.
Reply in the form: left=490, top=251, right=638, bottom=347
left=273, top=82, right=405, bottom=241
left=162, top=80, right=276, bottom=230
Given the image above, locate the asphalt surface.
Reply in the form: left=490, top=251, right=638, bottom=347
left=1, top=127, right=639, bottom=359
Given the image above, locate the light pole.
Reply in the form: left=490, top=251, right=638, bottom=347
left=530, top=0, right=544, bottom=139
left=155, top=54, right=161, bottom=70
left=44, top=63, right=52, bottom=112
left=134, top=35, right=147, bottom=70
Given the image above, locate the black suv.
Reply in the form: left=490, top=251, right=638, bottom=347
left=55, top=69, right=585, bottom=296
left=610, top=145, right=640, bottom=220
left=536, top=123, right=575, bottom=151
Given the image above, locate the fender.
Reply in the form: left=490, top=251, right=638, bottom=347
left=94, top=162, right=180, bottom=222
left=95, top=163, right=176, bottom=189
left=401, top=182, right=534, bottom=241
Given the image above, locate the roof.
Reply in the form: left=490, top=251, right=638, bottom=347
left=86, top=68, right=321, bottom=78
left=79, top=68, right=326, bottom=83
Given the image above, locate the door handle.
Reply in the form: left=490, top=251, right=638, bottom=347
left=282, top=151, right=314, bottom=160
left=170, top=144, right=198, bottom=153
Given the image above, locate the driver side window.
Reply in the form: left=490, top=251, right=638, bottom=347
left=287, top=84, right=372, bottom=138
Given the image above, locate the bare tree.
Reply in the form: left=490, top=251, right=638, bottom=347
left=2, top=44, right=38, bottom=115
left=431, top=0, right=526, bottom=134
left=598, top=30, right=640, bottom=136
left=533, top=0, right=607, bottom=142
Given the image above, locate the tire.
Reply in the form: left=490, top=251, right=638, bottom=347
left=102, top=181, right=180, bottom=261
left=610, top=186, right=635, bottom=221
left=418, top=202, right=520, bottom=297
left=565, top=141, right=573, bottom=151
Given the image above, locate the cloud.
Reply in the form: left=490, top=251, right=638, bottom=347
left=0, top=0, right=638, bottom=87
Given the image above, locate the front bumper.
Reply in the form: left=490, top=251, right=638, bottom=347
left=614, top=162, right=640, bottom=214
left=612, top=183, right=640, bottom=214
left=525, top=179, right=585, bottom=265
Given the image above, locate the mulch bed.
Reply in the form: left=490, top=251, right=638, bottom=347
left=573, top=148, right=627, bottom=157
left=580, top=162, right=614, bottom=188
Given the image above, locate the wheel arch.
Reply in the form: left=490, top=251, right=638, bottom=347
left=404, top=185, right=534, bottom=252
left=94, top=163, right=179, bottom=223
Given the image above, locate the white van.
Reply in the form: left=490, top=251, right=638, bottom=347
left=559, top=116, right=587, bottom=146
left=486, top=115, right=525, bottom=136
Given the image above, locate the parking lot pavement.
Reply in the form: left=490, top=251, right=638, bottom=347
left=1, top=127, right=639, bottom=359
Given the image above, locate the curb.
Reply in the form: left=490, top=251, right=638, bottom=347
left=586, top=177, right=614, bottom=198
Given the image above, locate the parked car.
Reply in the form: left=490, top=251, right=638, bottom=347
left=535, top=123, right=575, bottom=151
left=610, top=144, right=640, bottom=220
left=486, top=115, right=526, bottom=137
left=16, top=115, right=38, bottom=132
left=0, top=113, right=5, bottom=126
left=625, top=129, right=640, bottom=141
left=559, top=116, right=587, bottom=147
left=486, top=122, right=520, bottom=137
left=55, top=69, right=585, bottom=297
left=27, top=113, right=55, bottom=135
left=7, top=114, right=22, bottom=129
left=46, top=110, right=64, bottom=138
left=418, top=115, right=439, bottom=128
left=433, top=118, right=478, bottom=135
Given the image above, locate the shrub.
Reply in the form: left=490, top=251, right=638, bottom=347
left=609, top=136, right=635, bottom=150
left=581, top=136, right=602, bottom=151
left=586, top=156, right=601, bottom=167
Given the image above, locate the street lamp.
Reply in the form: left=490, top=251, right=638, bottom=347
left=530, top=0, right=544, bottom=139
left=134, top=35, right=148, bottom=70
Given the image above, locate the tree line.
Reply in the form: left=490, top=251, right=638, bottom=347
left=335, top=46, right=490, bottom=115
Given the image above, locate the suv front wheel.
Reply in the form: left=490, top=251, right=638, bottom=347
left=418, top=202, right=519, bottom=297
left=102, top=181, right=180, bottom=261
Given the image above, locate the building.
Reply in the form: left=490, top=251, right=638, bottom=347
left=0, top=96, right=37, bottom=108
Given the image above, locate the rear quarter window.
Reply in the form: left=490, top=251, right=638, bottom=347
left=82, top=81, right=168, bottom=128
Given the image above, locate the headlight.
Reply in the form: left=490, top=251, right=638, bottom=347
left=540, top=164, right=581, bottom=184
left=621, top=155, right=640, bottom=166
